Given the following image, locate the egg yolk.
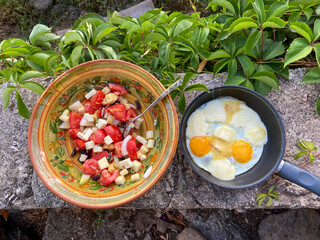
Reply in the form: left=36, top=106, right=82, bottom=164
left=189, top=136, right=211, bottom=157
left=231, top=140, right=253, bottom=163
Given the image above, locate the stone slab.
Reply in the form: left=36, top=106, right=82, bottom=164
left=1, top=69, right=320, bottom=210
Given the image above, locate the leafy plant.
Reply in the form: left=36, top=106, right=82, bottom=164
left=256, top=185, right=279, bottom=207
left=295, top=139, right=319, bottom=164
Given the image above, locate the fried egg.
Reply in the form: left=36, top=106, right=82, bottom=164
left=185, top=97, right=268, bottom=181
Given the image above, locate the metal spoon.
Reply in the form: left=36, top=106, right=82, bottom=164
left=123, top=80, right=181, bottom=137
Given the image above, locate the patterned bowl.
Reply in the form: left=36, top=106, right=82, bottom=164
left=28, top=60, right=179, bottom=209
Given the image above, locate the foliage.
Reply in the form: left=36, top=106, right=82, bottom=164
left=295, top=139, right=318, bottom=164
left=1, top=0, right=320, bottom=118
left=256, top=185, right=279, bottom=207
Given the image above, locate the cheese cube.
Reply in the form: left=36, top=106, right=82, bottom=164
left=96, top=119, right=108, bottom=129
left=146, top=130, right=153, bottom=139
left=131, top=173, right=140, bottom=182
left=59, top=121, right=70, bottom=129
left=83, top=129, right=93, bottom=141
left=120, top=169, right=129, bottom=176
left=108, top=163, right=116, bottom=172
left=85, top=141, right=95, bottom=150
left=136, top=135, right=147, bottom=145
left=78, top=154, right=88, bottom=162
left=102, top=86, right=110, bottom=95
left=93, top=145, right=103, bottom=152
left=76, top=132, right=86, bottom=140
left=85, top=89, right=97, bottom=99
left=80, top=118, right=95, bottom=127
left=106, top=115, right=115, bottom=125
left=104, top=135, right=113, bottom=145
left=91, top=127, right=98, bottom=133
left=137, top=151, right=146, bottom=161
left=124, top=103, right=131, bottom=110
left=128, top=103, right=136, bottom=109
left=134, top=118, right=143, bottom=129
left=118, top=158, right=133, bottom=169
left=98, top=157, right=109, bottom=170
left=83, top=113, right=94, bottom=122
left=102, top=98, right=108, bottom=105
left=59, top=109, right=70, bottom=122
left=115, top=176, right=126, bottom=185
left=93, top=112, right=99, bottom=121
left=83, top=127, right=91, bottom=134
left=69, top=101, right=84, bottom=112
left=78, top=106, right=85, bottom=115
left=119, top=96, right=128, bottom=104
left=146, top=139, right=155, bottom=149
left=139, top=145, right=149, bottom=154
left=131, top=160, right=141, bottom=172
left=105, top=93, right=118, bottom=104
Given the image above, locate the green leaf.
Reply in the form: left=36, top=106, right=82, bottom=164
left=177, top=93, right=186, bottom=113
left=258, top=197, right=266, bottom=206
left=225, top=75, right=246, bottom=85
left=207, top=50, right=231, bottom=60
left=263, top=42, right=285, bottom=61
left=72, top=13, right=106, bottom=29
left=19, top=71, right=45, bottom=83
left=213, top=58, right=229, bottom=75
left=226, top=17, right=259, bottom=33
left=228, top=58, right=237, bottom=77
left=44, top=54, right=60, bottom=75
left=209, top=0, right=236, bottom=16
left=252, top=0, right=266, bottom=24
left=289, top=22, right=313, bottom=43
left=267, top=0, right=289, bottom=19
left=63, top=30, right=85, bottom=45
left=245, top=30, right=262, bottom=53
left=182, top=72, right=196, bottom=89
left=29, top=24, right=51, bottom=45
left=238, top=55, right=254, bottom=77
left=288, top=12, right=301, bottom=22
left=250, top=71, right=279, bottom=90
left=1, top=86, right=16, bottom=110
left=256, top=192, right=267, bottom=201
left=254, top=80, right=272, bottom=96
left=262, top=17, right=287, bottom=29
left=314, top=44, right=320, bottom=67
left=295, top=151, right=308, bottom=160
left=71, top=45, right=84, bottom=67
left=316, top=96, right=320, bottom=116
left=34, top=33, right=60, bottom=46
left=300, top=67, right=320, bottom=84
left=305, top=140, right=315, bottom=150
left=303, top=8, right=313, bottom=21
left=98, top=45, right=118, bottom=59
left=92, top=25, right=117, bottom=45
left=241, top=80, right=254, bottom=90
left=309, top=153, right=315, bottom=164
left=269, top=192, right=279, bottom=200
left=159, top=41, right=171, bottom=67
left=184, top=83, right=209, bottom=92
left=265, top=197, right=273, bottom=207
left=172, top=20, right=193, bottom=39
left=20, top=81, right=45, bottom=95
left=15, top=90, right=31, bottom=119
left=316, top=5, right=320, bottom=15
left=284, top=38, right=313, bottom=67
left=145, top=32, right=167, bottom=42
left=298, top=140, right=308, bottom=150
left=268, top=185, right=275, bottom=194
left=170, top=89, right=180, bottom=101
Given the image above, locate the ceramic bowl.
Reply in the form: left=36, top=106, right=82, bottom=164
left=28, top=59, right=179, bottom=208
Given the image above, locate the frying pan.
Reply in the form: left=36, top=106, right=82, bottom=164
left=179, top=86, right=320, bottom=195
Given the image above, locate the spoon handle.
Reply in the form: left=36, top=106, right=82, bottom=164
left=132, top=80, right=180, bottom=122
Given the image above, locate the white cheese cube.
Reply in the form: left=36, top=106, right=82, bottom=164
left=139, top=145, right=149, bottom=154
left=78, top=106, right=85, bottom=115
left=115, top=176, right=126, bottom=185
left=131, top=160, right=142, bottom=172
left=120, top=169, right=129, bottom=176
left=77, top=132, right=86, bottom=140
left=124, top=103, right=131, bottom=110
left=96, top=119, right=108, bottom=129
left=106, top=115, right=115, bottom=125
left=131, top=173, right=140, bottom=182
left=104, top=112, right=110, bottom=118
left=102, top=86, right=110, bottom=95
left=83, top=113, right=95, bottom=122
left=83, top=129, right=93, bottom=141
left=128, top=103, right=136, bottom=109
left=85, top=141, right=95, bottom=150
left=93, top=145, right=103, bottom=152
left=137, top=151, right=147, bottom=161
left=79, top=154, right=88, bottom=162
left=59, top=109, right=70, bottom=122
left=104, top=135, right=113, bottom=145
left=69, top=101, right=84, bottom=112
left=146, top=130, right=153, bottom=139
left=119, top=96, right=128, bottom=104
left=143, top=166, right=152, bottom=179
left=136, top=135, right=147, bottom=145
left=134, top=118, right=143, bottom=129
left=85, top=89, right=97, bottom=99
left=98, top=157, right=109, bottom=170
left=118, top=158, right=133, bottom=169
left=91, top=127, right=98, bottom=133
left=146, top=139, right=155, bottom=149
left=105, top=93, right=118, bottom=104
left=59, top=121, right=70, bottom=129
left=80, top=118, right=94, bottom=127
left=83, top=127, right=91, bottom=134
left=102, top=98, right=107, bottom=105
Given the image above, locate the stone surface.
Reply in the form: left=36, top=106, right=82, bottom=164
left=30, top=0, right=53, bottom=10
left=177, top=227, right=208, bottom=240
left=258, top=209, right=320, bottom=240
left=1, top=69, right=320, bottom=210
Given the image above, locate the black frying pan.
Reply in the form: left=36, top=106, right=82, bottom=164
left=179, top=86, right=320, bottom=195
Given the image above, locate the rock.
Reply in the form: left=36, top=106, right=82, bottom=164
left=258, top=209, right=320, bottom=240
left=30, top=0, right=53, bottom=10
left=177, top=227, right=207, bottom=240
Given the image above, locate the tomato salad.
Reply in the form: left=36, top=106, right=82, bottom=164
left=58, top=83, right=154, bottom=186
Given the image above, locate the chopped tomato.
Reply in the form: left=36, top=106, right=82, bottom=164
left=69, top=112, right=83, bottom=128
left=127, top=137, right=137, bottom=160
left=92, top=129, right=107, bottom=144
left=98, top=169, right=119, bottom=186
left=107, top=103, right=126, bottom=122
left=95, top=108, right=102, bottom=118
left=91, top=151, right=110, bottom=161
left=84, top=100, right=95, bottom=114
left=90, top=90, right=105, bottom=110
left=82, top=159, right=100, bottom=177
left=109, top=83, right=127, bottom=96
left=126, top=107, right=137, bottom=121
left=67, top=128, right=81, bottom=139
left=136, top=142, right=142, bottom=150
left=73, top=139, right=86, bottom=151
left=104, top=125, right=122, bottom=143
left=114, top=141, right=123, bottom=158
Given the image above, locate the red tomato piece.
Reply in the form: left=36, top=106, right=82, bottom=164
left=95, top=108, right=102, bottom=118
left=104, top=125, right=122, bottom=143
left=73, top=139, right=86, bottom=151
left=82, top=159, right=100, bottom=177
left=125, top=107, right=137, bottom=121
left=90, top=90, right=105, bottom=110
left=91, top=151, right=110, bottom=161
left=107, top=103, right=126, bottom=122
left=109, top=83, right=127, bottom=96
left=67, top=128, right=81, bottom=139
left=98, top=169, right=119, bottom=186
left=127, top=137, right=137, bottom=160
left=69, top=112, right=83, bottom=128
left=136, top=142, right=142, bottom=150
left=92, top=129, right=107, bottom=144
left=114, top=141, right=123, bottom=158
left=84, top=100, right=95, bottom=114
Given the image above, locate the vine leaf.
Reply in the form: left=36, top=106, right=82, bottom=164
left=289, top=22, right=313, bottom=43
left=284, top=38, right=313, bottom=67
left=15, top=90, right=31, bottom=119
left=300, top=67, right=320, bottom=84
left=316, top=96, right=320, bottom=116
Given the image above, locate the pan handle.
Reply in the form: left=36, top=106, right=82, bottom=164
left=277, top=161, right=320, bottom=196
